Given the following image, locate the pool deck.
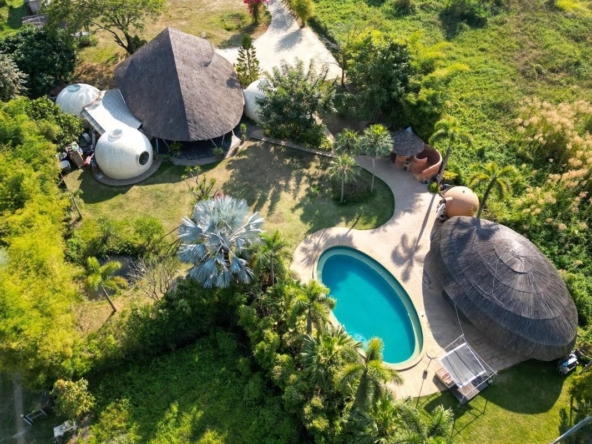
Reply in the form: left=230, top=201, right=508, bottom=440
left=291, top=155, right=525, bottom=399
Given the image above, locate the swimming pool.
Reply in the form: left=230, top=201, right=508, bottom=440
left=316, top=247, right=423, bottom=369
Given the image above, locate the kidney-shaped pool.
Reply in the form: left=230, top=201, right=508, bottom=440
left=317, top=247, right=423, bottom=368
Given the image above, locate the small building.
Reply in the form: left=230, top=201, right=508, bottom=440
left=56, top=84, right=101, bottom=118
left=429, top=216, right=578, bottom=361
left=94, top=127, right=153, bottom=180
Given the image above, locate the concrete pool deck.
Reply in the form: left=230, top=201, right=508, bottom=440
left=291, top=155, right=525, bottom=399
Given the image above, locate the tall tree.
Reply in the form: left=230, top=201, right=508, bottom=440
left=353, top=393, right=400, bottom=444
left=336, top=338, right=402, bottom=412
left=322, top=25, right=360, bottom=88
left=291, top=0, right=314, bottom=27
left=0, top=54, right=27, bottom=102
left=85, top=257, right=127, bottom=314
left=428, top=115, right=471, bottom=187
left=328, top=153, right=359, bottom=203
left=290, top=280, right=336, bottom=335
left=235, top=35, right=261, bottom=88
left=254, top=230, right=292, bottom=286
left=359, top=124, right=393, bottom=193
left=334, top=129, right=360, bottom=155
left=0, top=28, right=77, bottom=97
left=178, top=196, right=264, bottom=288
left=469, top=161, right=519, bottom=218
left=394, top=401, right=454, bottom=443
left=301, top=325, right=360, bottom=388
left=46, top=0, right=165, bottom=55
left=244, top=0, right=267, bottom=23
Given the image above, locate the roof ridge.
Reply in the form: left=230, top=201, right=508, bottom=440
left=166, top=27, right=191, bottom=141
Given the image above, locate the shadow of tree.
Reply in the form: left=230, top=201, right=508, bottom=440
left=7, top=4, right=26, bottom=30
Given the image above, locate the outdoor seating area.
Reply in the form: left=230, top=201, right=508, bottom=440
left=390, top=129, right=442, bottom=182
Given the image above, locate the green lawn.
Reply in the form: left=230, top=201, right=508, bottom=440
left=87, top=335, right=304, bottom=443
left=419, top=360, right=580, bottom=444
left=0, top=0, right=26, bottom=37
left=65, top=142, right=394, bottom=251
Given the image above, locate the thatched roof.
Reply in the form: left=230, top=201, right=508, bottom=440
left=115, top=27, right=244, bottom=142
left=430, top=216, right=578, bottom=361
left=391, top=129, right=425, bottom=156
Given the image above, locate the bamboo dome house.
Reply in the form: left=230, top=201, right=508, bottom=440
left=114, top=27, right=244, bottom=143
left=430, top=216, right=578, bottom=361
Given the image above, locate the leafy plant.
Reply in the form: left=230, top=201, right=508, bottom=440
left=182, top=167, right=217, bottom=203
left=24, top=97, right=84, bottom=148
left=359, top=124, right=393, bottom=192
left=51, top=378, right=95, bottom=420
left=235, top=35, right=261, bottom=88
left=85, top=257, right=128, bottom=313
left=244, top=0, right=268, bottom=23
left=328, top=153, right=359, bottom=203
left=469, top=161, right=519, bottom=218
left=0, top=54, right=27, bottom=102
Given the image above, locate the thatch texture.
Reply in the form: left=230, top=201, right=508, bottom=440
left=430, top=216, right=578, bottom=361
left=392, top=129, right=425, bottom=156
left=115, top=27, right=244, bottom=141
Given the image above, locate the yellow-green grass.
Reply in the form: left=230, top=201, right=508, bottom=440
left=64, top=142, right=394, bottom=252
left=419, top=360, right=580, bottom=444
left=0, top=0, right=26, bottom=37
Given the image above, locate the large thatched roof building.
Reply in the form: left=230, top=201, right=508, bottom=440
left=115, top=27, right=244, bottom=142
left=430, top=216, right=578, bottom=361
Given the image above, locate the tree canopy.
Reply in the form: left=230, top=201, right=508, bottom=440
left=0, top=54, right=27, bottom=102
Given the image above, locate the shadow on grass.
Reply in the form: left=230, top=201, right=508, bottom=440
left=7, top=4, right=26, bottom=30
left=438, top=11, right=487, bottom=40
left=222, top=143, right=312, bottom=214
left=421, top=361, right=567, bottom=422
left=69, top=162, right=188, bottom=205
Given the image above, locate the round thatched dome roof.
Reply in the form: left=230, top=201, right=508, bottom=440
left=442, top=186, right=479, bottom=218
left=243, top=79, right=267, bottom=124
left=56, top=84, right=100, bottom=117
left=391, top=129, right=425, bottom=157
left=430, top=216, right=578, bottom=361
left=95, top=128, right=153, bottom=180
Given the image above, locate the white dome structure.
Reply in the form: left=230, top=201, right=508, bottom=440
left=243, top=79, right=268, bottom=124
left=56, top=84, right=100, bottom=117
left=95, top=128, right=153, bottom=180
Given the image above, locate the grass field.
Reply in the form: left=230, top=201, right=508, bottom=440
left=64, top=142, right=395, bottom=251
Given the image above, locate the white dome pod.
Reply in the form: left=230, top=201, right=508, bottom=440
left=243, top=79, right=268, bottom=124
left=56, top=84, right=100, bottom=117
left=95, top=128, right=153, bottom=180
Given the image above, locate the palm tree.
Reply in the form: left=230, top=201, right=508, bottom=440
left=359, top=125, right=393, bottom=193
left=336, top=337, right=403, bottom=412
left=353, top=392, right=400, bottom=444
left=469, top=161, right=519, bottom=218
left=254, top=230, right=292, bottom=286
left=335, top=129, right=361, bottom=155
left=85, top=257, right=127, bottom=314
left=178, top=195, right=264, bottom=288
left=428, top=116, right=471, bottom=187
left=290, top=280, right=336, bottom=335
left=328, top=154, right=359, bottom=203
left=393, top=402, right=454, bottom=443
left=301, top=325, right=360, bottom=387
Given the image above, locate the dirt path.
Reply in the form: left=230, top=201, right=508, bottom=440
left=217, top=0, right=341, bottom=79
left=12, top=374, right=25, bottom=444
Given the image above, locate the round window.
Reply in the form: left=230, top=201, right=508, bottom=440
left=138, top=151, right=150, bottom=166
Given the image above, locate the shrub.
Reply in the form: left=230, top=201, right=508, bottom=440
left=24, top=97, right=84, bottom=148
left=258, top=59, right=336, bottom=148
left=0, top=54, right=27, bottom=102
left=291, top=0, right=314, bottom=27
left=51, top=378, right=95, bottom=420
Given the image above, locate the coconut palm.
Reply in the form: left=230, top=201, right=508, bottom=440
left=290, top=280, right=336, bottom=335
left=336, top=337, right=403, bottom=412
left=393, top=402, right=454, bottom=443
left=428, top=116, right=472, bottom=187
left=469, top=161, right=519, bottom=218
left=178, top=195, right=264, bottom=288
left=328, top=153, right=359, bottom=203
left=301, top=325, right=361, bottom=387
left=335, top=129, right=361, bottom=155
left=254, top=230, right=292, bottom=286
left=85, top=257, right=127, bottom=314
left=359, top=125, right=393, bottom=192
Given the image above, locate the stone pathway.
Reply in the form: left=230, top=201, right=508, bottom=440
left=217, top=0, right=341, bottom=80
left=291, top=156, right=525, bottom=399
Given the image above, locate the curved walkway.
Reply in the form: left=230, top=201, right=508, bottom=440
left=216, top=0, right=341, bottom=79
left=291, top=156, right=524, bottom=398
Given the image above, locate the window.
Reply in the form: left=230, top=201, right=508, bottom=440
left=138, top=151, right=150, bottom=166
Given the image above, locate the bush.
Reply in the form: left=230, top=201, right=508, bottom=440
left=258, top=59, right=336, bottom=149
left=51, top=378, right=95, bottom=420
left=24, top=97, right=84, bottom=148
left=565, top=272, right=592, bottom=326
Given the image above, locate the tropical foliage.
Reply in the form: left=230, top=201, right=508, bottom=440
left=0, top=27, right=77, bottom=97
left=428, top=115, right=471, bottom=186
left=469, top=161, right=519, bottom=218
left=253, top=230, right=292, bottom=286
left=328, top=153, right=359, bottom=203
left=85, top=257, right=128, bottom=313
left=178, top=195, right=264, bottom=288
left=359, top=124, right=393, bottom=192
left=258, top=59, right=336, bottom=148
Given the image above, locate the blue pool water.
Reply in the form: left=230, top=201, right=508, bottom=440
left=317, top=247, right=420, bottom=364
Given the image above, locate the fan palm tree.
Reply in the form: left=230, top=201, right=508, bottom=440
left=85, top=257, right=127, bottom=314
left=428, top=116, right=472, bottom=187
left=301, top=325, right=361, bottom=388
left=290, top=280, right=336, bottom=335
left=393, top=402, right=454, bottom=444
left=178, top=195, right=264, bottom=288
left=335, top=129, right=361, bottom=155
left=336, top=337, right=403, bottom=412
left=359, top=125, right=393, bottom=192
left=328, top=153, right=359, bottom=203
left=469, top=161, right=519, bottom=218
left=253, top=230, right=292, bottom=286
